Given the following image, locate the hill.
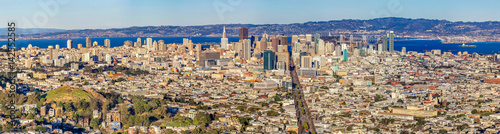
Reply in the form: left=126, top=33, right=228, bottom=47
left=6, top=17, right=500, bottom=39
left=44, top=86, right=106, bottom=103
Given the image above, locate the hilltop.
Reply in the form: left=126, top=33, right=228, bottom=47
left=44, top=85, right=107, bottom=103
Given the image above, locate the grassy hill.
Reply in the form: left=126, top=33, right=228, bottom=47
left=44, top=85, right=106, bottom=103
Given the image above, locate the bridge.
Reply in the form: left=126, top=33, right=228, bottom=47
left=290, top=55, right=317, bottom=134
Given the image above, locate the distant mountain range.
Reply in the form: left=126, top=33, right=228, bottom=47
left=3, top=17, right=500, bottom=39
left=0, top=28, right=65, bottom=36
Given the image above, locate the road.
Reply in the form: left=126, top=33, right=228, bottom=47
left=290, top=55, right=317, bottom=134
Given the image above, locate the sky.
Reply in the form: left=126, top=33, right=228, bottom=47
left=2, top=0, right=500, bottom=29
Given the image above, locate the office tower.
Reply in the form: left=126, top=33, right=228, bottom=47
left=48, top=46, right=54, bottom=60
left=305, top=34, right=312, bottom=42
left=260, top=36, right=267, bottom=51
left=339, top=35, right=344, bottom=44
left=104, top=39, right=111, bottom=48
left=389, top=31, right=394, bottom=52
left=314, top=33, right=320, bottom=46
left=251, top=35, right=259, bottom=47
left=124, top=40, right=133, bottom=47
left=153, top=41, right=158, bottom=51
left=239, top=27, right=248, bottom=41
left=55, top=44, right=60, bottom=49
left=301, top=56, right=312, bottom=68
left=342, top=43, right=348, bottom=62
left=67, top=40, right=72, bottom=49
left=83, top=53, right=90, bottom=62
left=221, top=26, right=228, bottom=49
left=281, top=36, right=288, bottom=45
left=382, top=35, right=388, bottom=52
left=242, top=39, right=251, bottom=60
left=106, top=54, right=112, bottom=64
left=271, top=37, right=279, bottom=52
left=293, top=42, right=301, bottom=53
left=326, top=42, right=334, bottom=54
left=343, top=49, right=348, bottom=62
left=197, top=51, right=220, bottom=67
left=158, top=40, right=166, bottom=51
left=317, top=39, right=325, bottom=55
left=276, top=52, right=289, bottom=71
left=146, top=38, right=153, bottom=50
left=360, top=49, right=365, bottom=57
left=292, top=35, right=299, bottom=43
left=298, top=34, right=305, bottom=42
left=335, top=45, right=341, bottom=56
left=402, top=47, right=406, bottom=55
left=78, top=44, right=83, bottom=49
left=349, top=35, right=354, bottom=45
left=136, top=38, right=142, bottom=47
left=86, top=37, right=91, bottom=48
left=263, top=50, right=276, bottom=70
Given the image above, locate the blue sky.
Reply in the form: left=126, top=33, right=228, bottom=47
left=3, top=0, right=500, bottom=29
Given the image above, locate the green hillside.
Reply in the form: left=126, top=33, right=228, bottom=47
left=44, top=85, right=106, bottom=103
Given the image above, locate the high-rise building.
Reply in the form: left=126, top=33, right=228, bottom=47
left=402, top=47, right=406, bottom=55
left=136, top=38, right=142, bottom=47
left=242, top=39, right=251, bottom=60
left=281, top=36, right=288, bottom=46
left=317, top=39, right=325, bottom=55
left=78, top=44, right=83, bottom=49
left=271, top=37, right=279, bottom=52
left=67, top=40, right=72, bottom=49
left=197, top=51, right=221, bottom=67
left=48, top=46, right=54, bottom=60
left=260, top=36, right=267, bottom=51
left=349, top=35, right=353, bottom=45
left=315, top=33, right=321, bottom=54
left=221, top=26, right=228, bottom=49
left=343, top=49, right=348, bottom=62
left=292, top=35, right=299, bottom=43
left=93, top=41, right=98, bottom=47
left=305, top=34, right=312, bottom=43
left=301, top=56, right=312, bottom=68
left=378, top=43, right=383, bottom=54
left=382, top=35, right=388, bottom=52
left=389, top=31, right=394, bottom=52
left=105, top=39, right=111, bottom=48
left=239, top=27, right=248, bottom=41
left=251, top=35, right=259, bottom=47
left=147, top=38, right=153, bottom=50
left=276, top=52, right=289, bottom=71
left=86, top=37, right=91, bottom=48
left=263, top=50, right=276, bottom=70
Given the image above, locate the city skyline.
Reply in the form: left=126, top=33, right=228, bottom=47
left=3, top=0, right=500, bottom=29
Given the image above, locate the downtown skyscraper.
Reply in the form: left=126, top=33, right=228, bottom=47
left=239, top=27, right=248, bottom=41
left=221, top=26, right=228, bottom=49
left=389, top=31, right=394, bottom=52
left=263, top=50, right=275, bottom=70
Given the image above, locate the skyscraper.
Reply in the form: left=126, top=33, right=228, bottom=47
left=271, top=37, right=279, bottom=52
left=263, top=50, right=276, bottom=70
left=221, top=26, right=228, bottom=49
left=242, top=39, right=251, bottom=60
left=105, top=39, right=111, bottom=48
left=136, top=38, right=142, bottom=47
left=67, top=40, right=72, bottom=49
left=260, top=36, right=267, bottom=51
left=305, top=34, right=312, bottom=43
left=86, top=37, right=91, bottom=48
left=281, top=36, right=288, bottom=46
left=401, top=47, right=406, bottom=55
left=239, top=27, right=248, bottom=41
left=389, top=31, right=394, bottom=52
left=276, top=52, right=289, bottom=71
left=301, top=56, right=312, bottom=68
left=147, top=38, right=153, bottom=50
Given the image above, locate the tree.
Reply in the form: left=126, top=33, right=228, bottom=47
left=90, top=118, right=100, bottom=129
left=346, top=126, right=353, bottom=131
left=34, top=126, right=46, bottom=132
left=471, top=109, right=478, bottom=114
